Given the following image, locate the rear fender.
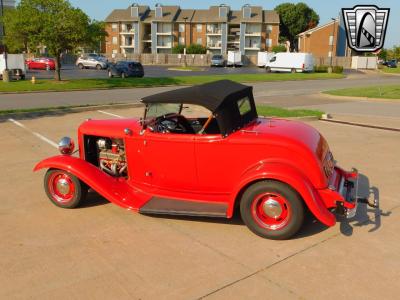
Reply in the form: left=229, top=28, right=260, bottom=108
left=34, top=155, right=143, bottom=210
left=231, top=161, right=336, bottom=227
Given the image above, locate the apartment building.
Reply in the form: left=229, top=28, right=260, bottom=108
left=105, top=4, right=280, bottom=56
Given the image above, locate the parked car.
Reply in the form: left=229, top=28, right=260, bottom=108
left=87, top=53, right=108, bottom=63
left=385, top=59, right=397, bottom=68
left=76, top=55, right=108, bottom=70
left=0, top=54, right=26, bottom=80
left=210, top=54, right=225, bottom=67
left=108, top=61, right=144, bottom=78
left=265, top=53, right=314, bottom=73
left=25, top=57, right=56, bottom=71
left=34, top=80, right=361, bottom=240
left=257, top=52, right=274, bottom=68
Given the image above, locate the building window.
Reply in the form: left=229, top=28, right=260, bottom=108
left=266, top=25, right=273, bottom=33
left=266, top=39, right=272, bottom=47
left=112, top=49, right=118, bottom=54
left=155, top=6, right=163, bottom=18
left=131, top=6, right=139, bottom=18
left=329, top=35, right=334, bottom=46
left=243, top=6, right=251, bottom=19
left=197, top=37, right=202, bottom=45
left=112, top=37, right=118, bottom=45
left=179, top=37, right=185, bottom=45
left=179, top=24, right=185, bottom=33
left=219, top=6, right=228, bottom=18
left=112, top=23, right=118, bottom=32
left=196, top=24, right=202, bottom=33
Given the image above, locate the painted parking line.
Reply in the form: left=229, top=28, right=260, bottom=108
left=8, top=118, right=59, bottom=149
left=97, top=110, right=124, bottom=118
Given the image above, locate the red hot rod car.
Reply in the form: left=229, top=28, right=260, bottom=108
left=34, top=80, right=359, bottom=239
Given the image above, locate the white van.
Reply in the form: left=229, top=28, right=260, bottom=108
left=265, top=53, right=314, bottom=73
left=227, top=51, right=242, bottom=67
left=0, top=54, right=26, bottom=80
left=257, top=52, right=274, bottom=67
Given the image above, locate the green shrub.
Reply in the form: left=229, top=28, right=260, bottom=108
left=187, top=44, right=207, bottom=54
left=272, top=45, right=287, bottom=53
left=172, top=45, right=185, bottom=54
left=314, top=65, right=328, bottom=73
left=314, top=65, right=344, bottom=74
left=332, top=66, right=343, bottom=74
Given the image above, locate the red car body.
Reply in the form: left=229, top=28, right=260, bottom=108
left=26, top=57, right=56, bottom=70
left=34, top=80, right=359, bottom=239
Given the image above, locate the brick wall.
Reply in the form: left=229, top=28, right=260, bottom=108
left=105, top=23, right=120, bottom=55
left=299, top=23, right=338, bottom=57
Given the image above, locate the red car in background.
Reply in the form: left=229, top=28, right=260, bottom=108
left=25, top=57, right=56, bottom=70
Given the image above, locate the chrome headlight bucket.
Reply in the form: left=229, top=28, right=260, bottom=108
left=58, top=137, right=75, bottom=155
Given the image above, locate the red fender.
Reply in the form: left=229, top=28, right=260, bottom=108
left=230, top=161, right=336, bottom=227
left=34, top=155, right=148, bottom=210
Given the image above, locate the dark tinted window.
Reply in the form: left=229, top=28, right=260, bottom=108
left=212, top=55, right=223, bottom=59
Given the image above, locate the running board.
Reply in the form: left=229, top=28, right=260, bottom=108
left=139, top=197, right=228, bottom=218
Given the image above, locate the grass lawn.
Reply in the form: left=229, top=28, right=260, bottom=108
left=0, top=103, right=323, bottom=118
left=381, top=67, right=400, bottom=74
left=324, top=85, right=400, bottom=99
left=257, top=105, right=323, bottom=118
left=0, top=72, right=344, bottom=93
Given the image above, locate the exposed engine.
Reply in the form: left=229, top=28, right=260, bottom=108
left=96, top=138, right=128, bottom=177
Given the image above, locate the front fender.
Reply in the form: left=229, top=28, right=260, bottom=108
left=231, top=161, right=336, bottom=227
left=34, top=155, right=142, bottom=210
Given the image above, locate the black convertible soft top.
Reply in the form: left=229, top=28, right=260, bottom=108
left=141, top=80, right=258, bottom=136
left=142, top=80, right=251, bottom=112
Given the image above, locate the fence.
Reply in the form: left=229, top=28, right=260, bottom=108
left=313, top=56, right=352, bottom=68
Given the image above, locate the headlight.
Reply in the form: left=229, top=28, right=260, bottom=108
left=58, top=137, right=75, bottom=155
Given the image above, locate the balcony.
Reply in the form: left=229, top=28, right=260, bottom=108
left=245, top=31, right=261, bottom=36
left=120, top=30, right=135, bottom=35
left=156, top=31, right=173, bottom=35
left=207, top=43, right=222, bottom=49
left=157, top=43, right=172, bottom=48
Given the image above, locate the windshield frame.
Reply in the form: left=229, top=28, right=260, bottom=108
left=143, top=103, right=183, bottom=127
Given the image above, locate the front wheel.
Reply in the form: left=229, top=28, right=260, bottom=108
left=46, top=64, right=50, bottom=71
left=240, top=180, right=304, bottom=240
left=78, top=63, right=84, bottom=69
left=44, top=169, right=87, bottom=209
left=96, top=64, right=102, bottom=70
left=265, top=66, right=271, bottom=73
left=108, top=70, right=113, bottom=78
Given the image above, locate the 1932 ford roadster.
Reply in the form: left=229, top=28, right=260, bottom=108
left=34, top=80, right=359, bottom=239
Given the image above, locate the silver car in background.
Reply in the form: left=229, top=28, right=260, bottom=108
left=76, top=54, right=108, bottom=70
left=210, top=54, right=225, bottom=67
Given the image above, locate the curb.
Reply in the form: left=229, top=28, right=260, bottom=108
left=320, top=118, right=400, bottom=132
left=0, top=103, right=143, bottom=121
left=319, top=92, right=400, bottom=102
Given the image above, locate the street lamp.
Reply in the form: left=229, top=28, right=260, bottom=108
left=329, top=17, right=337, bottom=73
left=0, top=0, right=9, bottom=82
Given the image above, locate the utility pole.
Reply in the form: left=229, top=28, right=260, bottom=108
left=329, top=18, right=337, bottom=73
left=1, top=0, right=9, bottom=82
left=183, top=16, right=188, bottom=67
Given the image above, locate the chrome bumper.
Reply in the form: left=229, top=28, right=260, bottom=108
left=338, top=168, right=359, bottom=218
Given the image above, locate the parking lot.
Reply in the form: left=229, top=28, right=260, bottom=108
left=1, top=107, right=399, bottom=299
left=27, top=64, right=267, bottom=80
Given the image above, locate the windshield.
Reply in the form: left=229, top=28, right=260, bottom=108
left=212, top=55, right=223, bottom=59
left=145, top=103, right=182, bottom=120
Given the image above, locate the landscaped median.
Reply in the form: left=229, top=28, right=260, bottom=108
left=0, top=103, right=323, bottom=119
left=0, top=73, right=344, bottom=93
left=324, top=85, right=400, bottom=99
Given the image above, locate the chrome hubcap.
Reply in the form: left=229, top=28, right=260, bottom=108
left=56, top=178, right=71, bottom=195
left=262, top=199, right=282, bottom=219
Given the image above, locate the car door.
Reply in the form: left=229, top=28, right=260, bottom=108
left=140, top=130, right=198, bottom=192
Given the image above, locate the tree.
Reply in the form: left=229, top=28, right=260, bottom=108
left=172, top=44, right=185, bottom=54
left=275, top=2, right=319, bottom=51
left=83, top=20, right=108, bottom=53
left=187, top=44, right=207, bottom=54
left=272, top=45, right=287, bottom=53
left=3, top=0, right=102, bottom=81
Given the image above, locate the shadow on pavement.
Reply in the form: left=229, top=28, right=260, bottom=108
left=338, top=173, right=390, bottom=236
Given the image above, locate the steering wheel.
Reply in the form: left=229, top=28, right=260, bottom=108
left=155, top=114, right=195, bottom=134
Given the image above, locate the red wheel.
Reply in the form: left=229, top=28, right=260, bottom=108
left=251, top=192, right=291, bottom=230
left=44, top=169, right=87, bottom=208
left=240, top=180, right=304, bottom=240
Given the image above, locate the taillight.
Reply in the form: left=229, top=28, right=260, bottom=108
left=323, top=151, right=335, bottom=178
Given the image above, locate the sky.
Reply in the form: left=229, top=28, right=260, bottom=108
left=66, top=1, right=399, bottom=48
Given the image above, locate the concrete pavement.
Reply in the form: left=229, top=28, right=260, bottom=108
left=1, top=107, right=399, bottom=299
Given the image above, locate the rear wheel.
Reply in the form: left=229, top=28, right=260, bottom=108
left=78, top=63, right=84, bottom=69
left=121, top=72, right=126, bottom=79
left=46, top=64, right=50, bottom=71
left=44, top=169, right=87, bottom=209
left=291, top=68, right=296, bottom=74
left=265, top=66, right=271, bottom=73
left=240, top=180, right=304, bottom=240
left=108, top=70, right=113, bottom=78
